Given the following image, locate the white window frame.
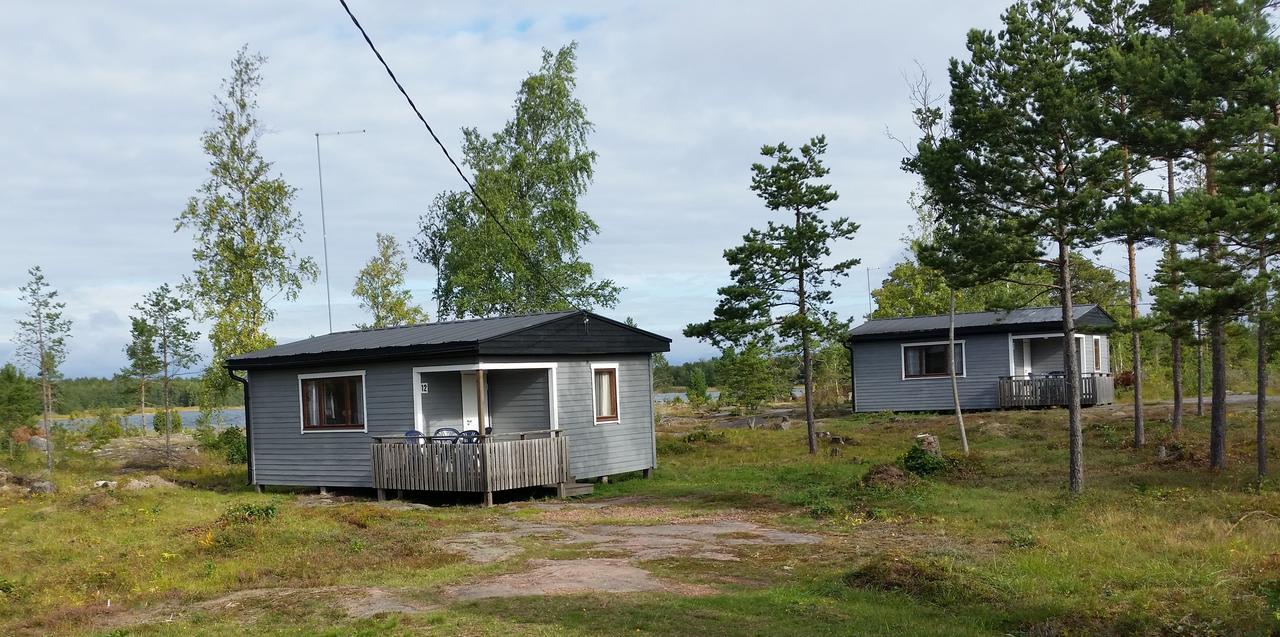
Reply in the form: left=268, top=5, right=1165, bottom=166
left=410, top=362, right=559, bottom=433
left=901, top=340, right=967, bottom=381
left=590, top=362, right=621, bottom=425
left=297, top=370, right=368, bottom=434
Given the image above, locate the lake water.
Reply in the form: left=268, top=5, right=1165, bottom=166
left=57, top=408, right=246, bottom=431
left=654, top=387, right=805, bottom=403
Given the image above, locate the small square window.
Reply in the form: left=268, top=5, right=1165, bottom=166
left=301, top=374, right=365, bottom=431
left=593, top=368, right=619, bottom=423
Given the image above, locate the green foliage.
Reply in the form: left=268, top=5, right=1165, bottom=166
left=900, top=445, right=946, bottom=477
left=0, top=364, right=39, bottom=443
left=86, top=407, right=123, bottom=444
left=352, top=233, right=429, bottom=329
left=667, top=358, right=718, bottom=389
left=176, top=46, right=317, bottom=412
left=217, top=427, right=247, bottom=464
left=681, top=425, right=728, bottom=445
left=685, top=136, right=859, bottom=349
left=685, top=368, right=709, bottom=408
left=415, top=43, right=620, bottom=317
left=218, top=502, right=277, bottom=525
left=151, top=410, right=183, bottom=434
left=717, top=341, right=788, bottom=411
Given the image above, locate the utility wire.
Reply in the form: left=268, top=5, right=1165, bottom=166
left=337, top=0, right=577, bottom=310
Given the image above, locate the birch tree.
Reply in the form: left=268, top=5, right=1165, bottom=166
left=352, top=233, right=428, bottom=329
left=176, top=46, right=316, bottom=418
left=136, top=284, right=201, bottom=463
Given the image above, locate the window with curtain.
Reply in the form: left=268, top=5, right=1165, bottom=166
left=593, top=367, right=618, bottom=423
left=301, top=374, right=365, bottom=430
left=903, top=343, right=964, bottom=378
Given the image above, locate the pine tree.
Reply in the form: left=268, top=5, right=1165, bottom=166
left=912, top=0, right=1125, bottom=493
left=121, top=317, right=160, bottom=434
left=685, top=136, right=859, bottom=454
left=13, top=266, right=72, bottom=471
left=136, top=284, right=201, bottom=464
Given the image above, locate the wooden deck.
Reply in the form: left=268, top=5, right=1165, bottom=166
left=371, top=431, right=570, bottom=505
left=997, top=374, right=1115, bottom=409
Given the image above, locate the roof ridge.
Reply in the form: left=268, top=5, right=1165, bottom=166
left=861, top=304, right=1093, bottom=323
left=327, top=309, right=580, bottom=335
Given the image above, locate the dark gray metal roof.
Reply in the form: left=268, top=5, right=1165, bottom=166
left=225, top=310, right=671, bottom=369
left=847, top=305, right=1113, bottom=342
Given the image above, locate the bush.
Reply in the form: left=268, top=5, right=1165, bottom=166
left=152, top=410, right=183, bottom=434
left=217, top=427, right=248, bottom=464
left=901, top=445, right=946, bottom=476
left=681, top=426, right=728, bottom=445
left=218, top=502, right=277, bottom=525
left=87, top=407, right=123, bottom=444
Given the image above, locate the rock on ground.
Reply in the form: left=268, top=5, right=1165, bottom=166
left=122, top=475, right=178, bottom=490
left=447, top=559, right=715, bottom=600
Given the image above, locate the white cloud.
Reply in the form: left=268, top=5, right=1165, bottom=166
left=0, top=1, right=1159, bottom=375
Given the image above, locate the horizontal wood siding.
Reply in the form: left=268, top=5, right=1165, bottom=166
left=852, top=333, right=1008, bottom=412
left=248, top=357, right=472, bottom=488
left=420, top=371, right=464, bottom=432
left=548, top=355, right=655, bottom=479
left=487, top=369, right=551, bottom=434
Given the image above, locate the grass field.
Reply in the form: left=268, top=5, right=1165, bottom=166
left=1, top=404, right=1277, bottom=636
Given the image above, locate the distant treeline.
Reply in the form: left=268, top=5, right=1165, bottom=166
left=56, top=376, right=242, bottom=414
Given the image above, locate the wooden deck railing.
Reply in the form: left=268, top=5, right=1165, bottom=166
left=997, top=373, right=1114, bottom=409
left=370, top=430, right=569, bottom=505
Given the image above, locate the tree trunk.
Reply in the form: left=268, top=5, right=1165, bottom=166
left=1128, top=238, right=1143, bottom=447
left=1166, top=159, right=1184, bottom=434
left=163, top=332, right=172, bottom=465
left=949, top=290, right=969, bottom=455
left=1060, top=239, right=1084, bottom=494
left=1206, top=157, right=1228, bottom=471
left=796, top=207, right=817, bottom=455
left=1196, top=319, right=1205, bottom=417
left=139, top=378, right=147, bottom=436
left=1257, top=254, right=1268, bottom=478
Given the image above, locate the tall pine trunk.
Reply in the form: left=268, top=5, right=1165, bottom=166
left=949, top=290, right=969, bottom=455
left=1125, top=146, right=1144, bottom=448
left=796, top=207, right=816, bottom=455
left=1128, top=240, right=1143, bottom=446
left=1167, top=160, right=1184, bottom=434
left=1060, top=238, right=1084, bottom=494
left=1257, top=253, right=1268, bottom=478
left=1206, top=157, right=1228, bottom=471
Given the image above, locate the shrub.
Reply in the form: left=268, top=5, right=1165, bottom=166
left=87, top=408, right=123, bottom=444
left=218, top=502, right=277, bottom=525
left=217, top=427, right=248, bottom=464
left=152, top=410, right=183, bottom=434
left=900, top=445, right=946, bottom=476
left=681, top=426, right=728, bottom=445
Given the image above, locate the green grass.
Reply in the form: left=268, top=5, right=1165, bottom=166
left=2, top=407, right=1279, bottom=635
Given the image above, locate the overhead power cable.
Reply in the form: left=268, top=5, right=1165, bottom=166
left=337, top=0, right=577, bottom=310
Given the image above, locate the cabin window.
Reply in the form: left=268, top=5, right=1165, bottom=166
left=592, top=366, right=619, bottom=423
left=1093, top=337, right=1102, bottom=372
left=902, top=342, right=964, bottom=378
left=300, top=372, right=365, bottom=431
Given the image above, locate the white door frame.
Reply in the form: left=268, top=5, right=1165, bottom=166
left=411, top=362, right=559, bottom=433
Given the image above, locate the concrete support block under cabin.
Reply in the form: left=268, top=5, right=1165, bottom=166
left=642, top=468, right=653, bottom=479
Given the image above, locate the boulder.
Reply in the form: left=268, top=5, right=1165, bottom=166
left=0, top=484, right=28, bottom=497
left=774, top=416, right=791, bottom=431
left=27, top=480, right=56, bottom=494
left=862, top=464, right=910, bottom=489
left=0, top=467, right=13, bottom=485
left=93, top=480, right=118, bottom=490
left=914, top=433, right=941, bottom=458
left=122, top=475, right=178, bottom=491
left=27, top=436, right=50, bottom=452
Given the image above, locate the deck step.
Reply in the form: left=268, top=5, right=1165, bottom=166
left=558, top=481, right=595, bottom=497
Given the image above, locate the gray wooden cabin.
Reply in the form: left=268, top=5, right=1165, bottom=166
left=224, top=311, right=671, bottom=503
left=845, top=305, right=1116, bottom=413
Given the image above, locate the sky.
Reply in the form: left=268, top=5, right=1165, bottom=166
left=0, top=1, right=1159, bottom=377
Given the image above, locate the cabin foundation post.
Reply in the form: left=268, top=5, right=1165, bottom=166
left=600, top=475, right=610, bottom=484
left=253, top=484, right=263, bottom=493
left=318, top=486, right=328, bottom=496
left=483, top=491, right=493, bottom=507
left=642, top=468, right=653, bottom=479
left=376, top=488, right=385, bottom=502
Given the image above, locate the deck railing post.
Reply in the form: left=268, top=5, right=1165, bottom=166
left=479, top=433, right=493, bottom=507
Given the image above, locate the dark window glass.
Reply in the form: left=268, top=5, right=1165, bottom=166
left=903, top=343, right=964, bottom=378
left=301, top=375, right=364, bottom=430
